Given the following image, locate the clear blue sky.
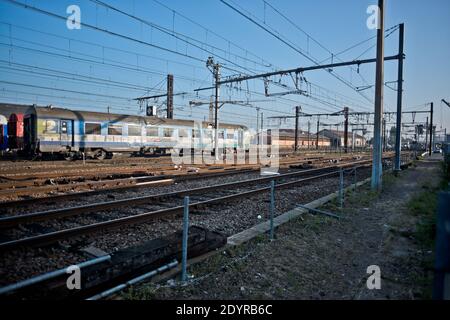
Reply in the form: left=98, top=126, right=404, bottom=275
left=0, top=0, right=449, bottom=139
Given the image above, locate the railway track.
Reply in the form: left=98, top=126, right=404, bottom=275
left=0, top=150, right=350, bottom=171
left=0, top=159, right=379, bottom=252
left=0, top=154, right=374, bottom=200
left=0, top=152, right=372, bottom=177
left=0, top=167, right=258, bottom=207
left=0, top=153, right=412, bottom=298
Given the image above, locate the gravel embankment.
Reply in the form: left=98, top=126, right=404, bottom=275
left=0, top=167, right=370, bottom=285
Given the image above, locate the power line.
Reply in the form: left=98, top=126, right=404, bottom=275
left=220, top=0, right=376, bottom=106
left=0, top=21, right=206, bottom=73
left=262, top=0, right=400, bottom=111
left=145, top=0, right=370, bottom=113
left=89, top=0, right=270, bottom=75
left=0, top=41, right=210, bottom=86
left=150, top=0, right=274, bottom=69
left=1, top=0, right=306, bottom=118
left=2, top=0, right=385, bottom=124
left=0, top=62, right=161, bottom=93
left=2, top=0, right=206, bottom=62
left=0, top=80, right=134, bottom=101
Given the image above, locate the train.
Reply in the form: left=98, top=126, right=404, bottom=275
left=1, top=103, right=254, bottom=160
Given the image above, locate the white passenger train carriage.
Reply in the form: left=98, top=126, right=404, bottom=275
left=21, top=105, right=250, bottom=159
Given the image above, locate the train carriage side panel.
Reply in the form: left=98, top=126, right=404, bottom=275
left=0, top=124, right=7, bottom=151
left=30, top=106, right=250, bottom=156
left=142, top=125, right=161, bottom=152
left=126, top=122, right=144, bottom=150
left=174, top=126, right=191, bottom=152
left=36, top=117, right=62, bottom=153
left=7, top=113, right=24, bottom=150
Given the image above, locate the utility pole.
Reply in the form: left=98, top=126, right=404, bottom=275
left=371, top=0, right=385, bottom=191
left=214, top=64, right=220, bottom=160
left=209, top=98, right=214, bottom=123
left=167, top=74, right=174, bottom=119
left=425, top=116, right=429, bottom=152
left=307, top=120, right=311, bottom=150
left=206, top=57, right=220, bottom=160
left=294, top=106, right=300, bottom=152
left=382, top=118, right=387, bottom=152
left=394, top=23, right=404, bottom=172
left=261, top=112, right=264, bottom=131
left=429, top=102, right=434, bottom=156
left=261, top=112, right=264, bottom=144
left=344, top=107, right=349, bottom=153
left=316, top=116, right=320, bottom=150
left=256, top=107, right=260, bottom=146
left=352, top=130, right=356, bottom=151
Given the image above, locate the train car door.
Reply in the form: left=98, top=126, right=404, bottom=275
left=60, top=120, right=74, bottom=147
left=238, top=129, right=244, bottom=149
left=23, top=115, right=35, bottom=154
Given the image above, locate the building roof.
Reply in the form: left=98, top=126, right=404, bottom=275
left=277, top=128, right=330, bottom=141
left=318, top=129, right=365, bottom=140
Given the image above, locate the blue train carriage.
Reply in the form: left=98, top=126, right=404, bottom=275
left=0, top=115, right=7, bottom=152
left=23, top=106, right=250, bottom=160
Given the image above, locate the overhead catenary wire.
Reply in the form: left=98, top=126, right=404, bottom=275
left=0, top=0, right=405, bottom=128
left=88, top=0, right=271, bottom=75
left=0, top=0, right=312, bottom=119
left=261, top=0, right=400, bottom=112
left=1, top=1, right=375, bottom=116
left=220, top=0, right=377, bottom=106
left=150, top=0, right=274, bottom=69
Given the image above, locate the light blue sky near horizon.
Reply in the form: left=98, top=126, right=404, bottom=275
left=0, top=0, right=449, bottom=138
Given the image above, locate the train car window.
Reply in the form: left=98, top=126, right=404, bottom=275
left=178, top=129, right=189, bottom=138
left=193, top=129, right=201, bottom=138
left=204, top=130, right=212, bottom=139
left=227, top=133, right=235, bottom=139
left=146, top=127, right=159, bottom=137
left=128, top=125, right=141, bottom=137
left=43, top=120, right=57, bottom=134
left=85, top=123, right=101, bottom=135
left=218, top=131, right=225, bottom=139
left=108, top=124, right=122, bottom=136
left=61, top=121, right=68, bottom=134
left=163, top=128, right=174, bottom=137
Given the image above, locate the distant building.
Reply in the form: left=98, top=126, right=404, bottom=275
left=318, top=129, right=366, bottom=148
left=272, top=129, right=331, bottom=149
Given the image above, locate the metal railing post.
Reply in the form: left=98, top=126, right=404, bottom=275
left=270, top=180, right=275, bottom=240
left=433, top=192, right=450, bottom=300
left=339, top=168, right=344, bottom=209
left=181, top=196, right=189, bottom=282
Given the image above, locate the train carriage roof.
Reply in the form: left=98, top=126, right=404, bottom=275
left=7, top=104, right=247, bottom=130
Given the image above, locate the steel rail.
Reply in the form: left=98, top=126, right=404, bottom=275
left=0, top=169, right=353, bottom=252
left=0, top=167, right=258, bottom=209
left=0, top=161, right=369, bottom=228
